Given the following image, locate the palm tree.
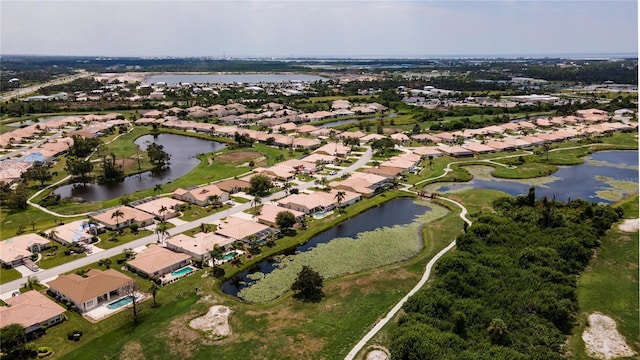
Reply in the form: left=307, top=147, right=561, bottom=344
left=148, top=282, right=160, bottom=307
left=158, top=206, right=168, bottom=222
left=155, top=223, right=170, bottom=244
left=207, top=194, right=221, bottom=207
left=30, top=220, right=37, bottom=232
left=334, top=191, right=346, bottom=211
left=371, top=160, right=380, bottom=168
left=26, top=276, right=40, bottom=290
left=251, top=195, right=262, bottom=217
left=487, top=318, right=508, bottom=344
left=428, top=155, right=434, bottom=169
left=111, top=209, right=125, bottom=229
left=282, top=182, right=291, bottom=195
left=153, top=184, right=163, bottom=196
left=319, top=176, right=329, bottom=190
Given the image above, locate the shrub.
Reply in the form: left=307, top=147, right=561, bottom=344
left=37, top=346, right=53, bottom=358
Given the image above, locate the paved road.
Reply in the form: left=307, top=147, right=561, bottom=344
left=0, top=147, right=372, bottom=296
left=344, top=196, right=471, bottom=360
left=1, top=72, right=94, bottom=102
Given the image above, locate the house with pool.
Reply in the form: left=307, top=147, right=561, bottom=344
left=0, top=290, right=66, bottom=335
left=254, top=204, right=305, bottom=228
left=47, top=269, right=134, bottom=313
left=0, top=233, right=50, bottom=268
left=215, top=216, right=279, bottom=245
left=329, top=172, right=388, bottom=197
left=125, top=245, right=191, bottom=280
left=166, top=232, right=236, bottom=262
left=45, top=219, right=100, bottom=245
left=278, top=189, right=360, bottom=214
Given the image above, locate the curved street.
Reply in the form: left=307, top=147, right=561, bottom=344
left=0, top=147, right=372, bottom=296
left=345, top=196, right=471, bottom=360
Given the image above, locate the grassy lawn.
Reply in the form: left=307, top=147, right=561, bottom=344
left=230, top=196, right=250, bottom=204
left=0, top=267, right=22, bottom=284
left=180, top=204, right=231, bottom=222
left=0, top=206, right=68, bottom=241
left=38, top=247, right=87, bottom=269
left=566, top=194, right=640, bottom=358
left=95, top=229, right=155, bottom=250
left=101, top=127, right=150, bottom=158
left=446, top=188, right=510, bottom=216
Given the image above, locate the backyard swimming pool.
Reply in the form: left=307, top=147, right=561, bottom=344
left=106, top=297, right=133, bottom=310
left=171, top=266, right=195, bottom=277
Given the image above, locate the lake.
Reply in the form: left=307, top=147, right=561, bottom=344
left=54, top=134, right=226, bottom=202
left=432, top=150, right=638, bottom=204
left=143, top=73, right=328, bottom=85
left=221, top=198, right=430, bottom=296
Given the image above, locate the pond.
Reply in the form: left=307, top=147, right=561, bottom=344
left=142, top=73, right=328, bottom=85
left=430, top=150, right=638, bottom=204
left=221, top=198, right=430, bottom=296
left=54, top=134, right=226, bottom=202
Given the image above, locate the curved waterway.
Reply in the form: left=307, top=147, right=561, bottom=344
left=432, top=150, right=638, bottom=204
left=54, top=134, right=225, bottom=202
left=221, top=198, right=430, bottom=297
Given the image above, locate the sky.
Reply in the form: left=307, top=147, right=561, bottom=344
left=1, top=1, right=637, bottom=58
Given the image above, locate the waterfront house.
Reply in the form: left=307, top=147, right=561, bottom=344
left=133, top=197, right=185, bottom=221
left=166, top=232, right=235, bottom=262
left=126, top=245, right=191, bottom=279
left=90, top=206, right=155, bottom=231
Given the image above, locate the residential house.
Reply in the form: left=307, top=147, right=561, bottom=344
left=215, top=217, right=278, bottom=243
left=0, top=234, right=50, bottom=268
left=174, top=184, right=229, bottom=206
left=329, top=172, right=388, bottom=196
left=215, top=179, right=250, bottom=194
left=0, top=291, right=66, bottom=334
left=126, top=245, right=191, bottom=279
left=133, top=197, right=185, bottom=221
left=45, top=220, right=99, bottom=245
left=166, top=232, right=235, bottom=262
left=278, top=190, right=360, bottom=214
left=90, top=206, right=155, bottom=231
left=254, top=204, right=305, bottom=228
left=47, top=269, right=135, bottom=313
left=314, top=143, right=351, bottom=157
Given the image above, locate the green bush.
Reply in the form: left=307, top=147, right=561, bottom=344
left=37, top=347, right=53, bottom=358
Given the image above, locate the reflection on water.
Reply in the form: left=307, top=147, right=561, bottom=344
left=54, top=134, right=225, bottom=202
left=221, top=198, right=429, bottom=296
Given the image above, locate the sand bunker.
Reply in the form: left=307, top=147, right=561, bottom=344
left=582, top=312, right=636, bottom=360
left=618, top=218, right=639, bottom=233
left=189, top=305, right=231, bottom=338
left=366, top=350, right=389, bottom=360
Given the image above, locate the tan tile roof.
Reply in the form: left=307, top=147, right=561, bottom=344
left=0, top=234, right=50, bottom=265
left=0, top=291, right=66, bottom=329
left=47, top=269, right=133, bottom=304
left=256, top=204, right=305, bottom=225
left=166, top=233, right=234, bottom=256
left=126, top=245, right=190, bottom=275
left=91, top=206, right=154, bottom=226
left=216, top=217, right=271, bottom=241
left=175, top=184, right=226, bottom=203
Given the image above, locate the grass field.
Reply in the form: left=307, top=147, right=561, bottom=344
left=33, top=195, right=460, bottom=359
left=0, top=267, right=22, bottom=284
left=566, top=194, right=639, bottom=359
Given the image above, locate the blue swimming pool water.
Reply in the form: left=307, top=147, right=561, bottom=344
left=222, top=252, right=236, bottom=261
left=107, top=297, right=133, bottom=310
left=171, top=266, right=194, bottom=277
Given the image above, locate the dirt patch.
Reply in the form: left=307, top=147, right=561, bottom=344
left=189, top=305, right=232, bottom=339
left=119, top=341, right=145, bottom=360
left=618, top=218, right=639, bottom=233
left=217, top=151, right=263, bottom=166
left=163, top=312, right=202, bottom=358
left=582, top=312, right=636, bottom=360
left=366, top=348, right=390, bottom=360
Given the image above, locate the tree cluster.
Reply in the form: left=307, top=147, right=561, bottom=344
left=391, top=190, right=621, bottom=359
left=146, top=143, right=170, bottom=167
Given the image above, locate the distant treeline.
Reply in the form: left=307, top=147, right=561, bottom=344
left=391, top=190, right=622, bottom=359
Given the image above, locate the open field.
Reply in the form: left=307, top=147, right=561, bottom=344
left=566, top=194, right=640, bottom=359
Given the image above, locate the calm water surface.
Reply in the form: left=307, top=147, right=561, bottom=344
left=54, top=134, right=225, bottom=202
left=221, top=198, right=430, bottom=296
left=435, top=150, right=638, bottom=204
left=143, top=73, right=327, bottom=85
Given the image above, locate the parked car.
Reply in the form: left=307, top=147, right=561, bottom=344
left=329, top=170, right=337, bottom=175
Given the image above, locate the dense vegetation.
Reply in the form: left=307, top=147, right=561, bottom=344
left=391, top=190, right=622, bottom=359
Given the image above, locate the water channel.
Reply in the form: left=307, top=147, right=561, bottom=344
left=221, top=198, right=430, bottom=296
left=432, top=150, right=638, bottom=204
left=54, top=134, right=226, bottom=202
